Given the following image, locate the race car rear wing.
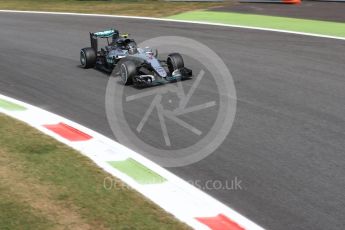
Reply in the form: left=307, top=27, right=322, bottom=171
left=89, top=29, right=119, bottom=52
left=93, top=29, right=119, bottom=38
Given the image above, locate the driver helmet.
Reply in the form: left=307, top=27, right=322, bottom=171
left=127, top=42, right=138, bottom=55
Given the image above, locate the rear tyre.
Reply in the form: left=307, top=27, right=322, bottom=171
left=167, top=53, right=184, bottom=73
left=80, top=48, right=96, bottom=69
left=120, top=61, right=136, bottom=85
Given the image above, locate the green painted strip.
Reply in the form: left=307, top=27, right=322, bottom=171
left=0, top=99, right=26, bottom=111
left=108, top=158, right=166, bottom=185
left=168, top=11, right=345, bottom=38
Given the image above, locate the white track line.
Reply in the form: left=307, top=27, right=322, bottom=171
left=0, top=10, right=344, bottom=41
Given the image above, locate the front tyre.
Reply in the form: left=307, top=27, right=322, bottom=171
left=80, top=48, right=96, bottom=69
left=120, top=61, right=136, bottom=85
left=167, top=53, right=184, bottom=73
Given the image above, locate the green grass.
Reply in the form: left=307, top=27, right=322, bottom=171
left=168, top=11, right=345, bottom=38
left=0, top=189, right=53, bottom=230
left=0, top=0, right=222, bottom=17
left=0, top=114, right=190, bottom=230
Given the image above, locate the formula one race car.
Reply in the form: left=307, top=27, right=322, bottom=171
left=80, top=29, right=192, bottom=86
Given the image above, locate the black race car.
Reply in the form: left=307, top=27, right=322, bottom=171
left=80, top=29, right=192, bottom=86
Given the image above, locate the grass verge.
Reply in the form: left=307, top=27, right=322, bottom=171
left=0, top=0, right=222, bottom=17
left=0, top=114, right=190, bottom=230
left=168, top=11, right=345, bottom=38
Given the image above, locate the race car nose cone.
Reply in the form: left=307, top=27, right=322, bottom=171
left=155, top=66, right=167, bottom=78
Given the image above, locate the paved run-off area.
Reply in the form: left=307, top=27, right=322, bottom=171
left=168, top=11, right=345, bottom=38
left=212, top=1, right=345, bottom=23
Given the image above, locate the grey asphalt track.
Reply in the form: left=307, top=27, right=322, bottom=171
left=1, top=12, right=345, bottom=230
